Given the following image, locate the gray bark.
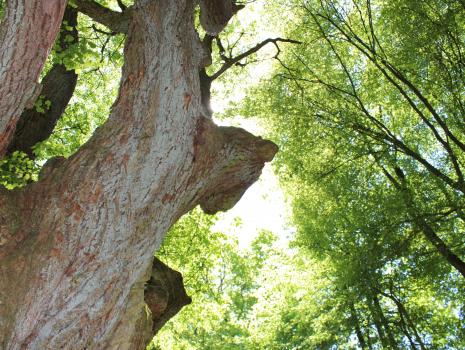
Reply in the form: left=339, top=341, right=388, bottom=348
left=0, top=1, right=276, bottom=349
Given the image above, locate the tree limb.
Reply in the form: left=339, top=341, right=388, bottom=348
left=144, top=257, right=191, bottom=334
left=74, top=0, right=130, bottom=34
left=199, top=36, right=300, bottom=112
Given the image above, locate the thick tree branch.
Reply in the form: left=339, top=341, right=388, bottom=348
left=0, top=0, right=67, bottom=157
left=74, top=0, right=130, bottom=34
left=199, top=69, right=213, bottom=113
left=7, top=7, right=79, bottom=158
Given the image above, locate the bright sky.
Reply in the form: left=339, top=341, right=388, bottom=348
left=208, top=0, right=294, bottom=249
left=212, top=117, right=294, bottom=249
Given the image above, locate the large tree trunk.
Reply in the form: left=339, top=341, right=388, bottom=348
left=0, top=1, right=277, bottom=348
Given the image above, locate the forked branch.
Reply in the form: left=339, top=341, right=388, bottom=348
left=210, top=37, right=301, bottom=81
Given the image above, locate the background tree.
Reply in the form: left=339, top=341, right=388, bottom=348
left=235, top=0, right=465, bottom=348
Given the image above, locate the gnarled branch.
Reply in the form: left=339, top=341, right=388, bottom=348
left=145, top=258, right=191, bottom=334
left=199, top=0, right=232, bottom=35
left=108, top=257, right=191, bottom=348
left=192, top=117, right=278, bottom=214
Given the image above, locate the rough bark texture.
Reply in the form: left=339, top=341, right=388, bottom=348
left=145, top=258, right=192, bottom=335
left=0, top=0, right=67, bottom=156
left=7, top=7, right=79, bottom=157
left=199, top=0, right=233, bottom=35
left=0, top=0, right=276, bottom=348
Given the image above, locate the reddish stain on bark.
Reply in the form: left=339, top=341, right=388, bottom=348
left=50, top=248, right=61, bottom=257
left=183, top=93, right=192, bottom=110
left=72, top=202, right=84, bottom=221
left=119, top=132, right=130, bottom=145
left=122, top=154, right=130, bottom=174
left=55, top=231, right=64, bottom=244
left=89, top=183, right=102, bottom=204
left=162, top=193, right=175, bottom=203
left=104, top=153, right=114, bottom=164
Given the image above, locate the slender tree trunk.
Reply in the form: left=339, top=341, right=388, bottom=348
left=398, top=314, right=418, bottom=350
left=368, top=300, right=389, bottom=349
left=365, top=326, right=374, bottom=350
left=382, top=292, right=426, bottom=350
left=372, top=294, right=398, bottom=350
left=398, top=304, right=426, bottom=350
left=416, top=215, right=465, bottom=278
left=380, top=166, right=465, bottom=278
left=401, top=186, right=465, bottom=278
left=368, top=293, right=399, bottom=350
left=350, top=302, right=368, bottom=349
left=0, top=1, right=277, bottom=348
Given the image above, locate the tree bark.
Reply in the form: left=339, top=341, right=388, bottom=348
left=74, top=0, right=130, bottom=34
left=7, top=7, right=79, bottom=157
left=145, top=257, right=192, bottom=335
left=0, top=0, right=276, bottom=348
left=0, top=0, right=67, bottom=156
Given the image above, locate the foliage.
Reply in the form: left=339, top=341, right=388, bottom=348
left=0, top=151, right=39, bottom=189
left=151, top=208, right=282, bottom=350
left=235, top=0, right=465, bottom=348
